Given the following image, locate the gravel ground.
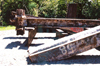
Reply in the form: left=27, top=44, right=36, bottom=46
left=0, top=30, right=100, bottom=66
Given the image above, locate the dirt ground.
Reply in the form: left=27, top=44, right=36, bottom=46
left=1, top=30, right=100, bottom=66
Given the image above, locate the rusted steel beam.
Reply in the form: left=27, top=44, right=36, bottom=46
left=25, top=27, right=37, bottom=47
left=12, top=9, right=100, bottom=28
left=29, top=25, right=100, bottom=62
left=26, top=18, right=100, bottom=27
left=14, top=9, right=100, bottom=34
left=15, top=9, right=26, bottom=35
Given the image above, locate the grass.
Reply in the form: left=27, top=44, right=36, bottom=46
left=0, top=26, right=15, bottom=31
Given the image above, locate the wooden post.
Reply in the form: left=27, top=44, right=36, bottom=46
left=67, top=3, right=77, bottom=18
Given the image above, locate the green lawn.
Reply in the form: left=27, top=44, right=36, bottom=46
left=0, top=26, right=15, bottom=31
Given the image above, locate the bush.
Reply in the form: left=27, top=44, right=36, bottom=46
left=82, top=2, right=100, bottom=19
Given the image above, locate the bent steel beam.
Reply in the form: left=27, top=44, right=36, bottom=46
left=29, top=25, right=100, bottom=62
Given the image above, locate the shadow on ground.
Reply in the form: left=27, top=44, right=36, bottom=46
left=3, top=37, right=27, bottom=39
left=5, top=41, right=28, bottom=50
left=4, top=36, right=57, bottom=50
left=3, top=37, right=58, bottom=40
left=5, top=41, right=44, bottom=50
left=26, top=55, right=100, bottom=65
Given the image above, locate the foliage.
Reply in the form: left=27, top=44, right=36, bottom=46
left=38, top=0, right=59, bottom=17
left=57, top=0, right=67, bottom=18
left=82, top=0, right=100, bottom=19
left=1, top=0, right=100, bottom=26
left=28, top=2, right=38, bottom=16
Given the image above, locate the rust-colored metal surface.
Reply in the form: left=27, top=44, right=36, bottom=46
left=26, top=18, right=100, bottom=27
left=60, top=27, right=84, bottom=32
left=15, top=9, right=25, bottom=35
left=29, top=26, right=100, bottom=62
left=10, top=9, right=100, bottom=46
left=27, top=28, right=37, bottom=47
left=11, top=9, right=100, bottom=28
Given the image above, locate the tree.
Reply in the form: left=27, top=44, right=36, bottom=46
left=57, top=0, right=67, bottom=18
left=37, top=0, right=59, bottom=18
left=1, top=0, right=30, bottom=25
